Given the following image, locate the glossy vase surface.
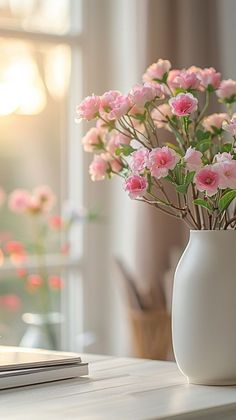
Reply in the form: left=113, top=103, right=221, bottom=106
left=172, top=230, right=236, bottom=385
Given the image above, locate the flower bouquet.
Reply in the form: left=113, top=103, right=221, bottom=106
left=77, top=59, right=236, bottom=384
left=76, top=58, right=236, bottom=230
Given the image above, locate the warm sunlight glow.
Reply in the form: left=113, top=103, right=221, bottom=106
left=0, top=83, right=18, bottom=115
left=44, top=45, right=71, bottom=99
left=0, top=51, right=47, bottom=115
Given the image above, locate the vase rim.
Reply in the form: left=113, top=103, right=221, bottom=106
left=190, top=229, right=236, bottom=233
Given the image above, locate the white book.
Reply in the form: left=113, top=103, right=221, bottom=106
left=0, top=346, right=82, bottom=370
left=0, top=363, right=88, bottom=390
left=0, top=346, right=88, bottom=390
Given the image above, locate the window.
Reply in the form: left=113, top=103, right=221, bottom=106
left=0, top=0, right=83, bottom=351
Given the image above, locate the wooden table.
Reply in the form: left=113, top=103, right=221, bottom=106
left=1, top=354, right=236, bottom=419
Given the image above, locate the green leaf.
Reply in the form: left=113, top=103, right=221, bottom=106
left=193, top=198, right=213, bottom=212
left=185, top=171, right=195, bottom=186
left=196, top=139, right=211, bottom=153
left=115, top=144, right=135, bottom=156
left=176, top=184, right=188, bottom=194
left=196, top=129, right=210, bottom=142
left=220, top=143, right=232, bottom=153
left=219, top=190, right=236, bottom=212
left=176, top=171, right=195, bottom=194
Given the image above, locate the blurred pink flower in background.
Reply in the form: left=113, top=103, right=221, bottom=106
left=214, top=159, right=236, bottom=189
left=76, top=95, right=100, bottom=121
left=89, top=155, right=108, bottom=181
left=143, top=59, right=171, bottom=82
left=215, top=152, right=233, bottom=163
left=198, top=67, right=221, bottom=89
left=27, top=274, right=43, bottom=291
left=195, top=166, right=220, bottom=196
left=48, top=275, right=64, bottom=289
left=147, top=146, right=180, bottom=178
left=152, top=103, right=172, bottom=128
left=130, top=148, right=149, bottom=173
left=217, top=79, right=236, bottom=100
left=82, top=127, right=104, bottom=152
left=222, top=115, right=236, bottom=135
left=8, top=189, right=30, bottom=213
left=48, top=215, right=63, bottom=231
left=129, top=83, right=162, bottom=108
left=0, top=295, right=21, bottom=311
left=167, top=69, right=181, bottom=89
left=110, top=158, right=123, bottom=173
left=173, top=70, right=200, bottom=90
left=106, top=133, right=130, bottom=155
left=99, top=90, right=121, bottom=120
left=169, top=93, right=198, bottom=117
left=33, top=185, right=56, bottom=213
left=5, top=240, right=27, bottom=264
left=202, top=113, right=227, bottom=133
left=16, top=267, right=27, bottom=278
left=184, top=147, right=203, bottom=171
left=109, top=95, right=132, bottom=120
left=124, top=175, right=147, bottom=199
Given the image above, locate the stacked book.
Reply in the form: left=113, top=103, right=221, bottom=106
left=0, top=346, right=88, bottom=390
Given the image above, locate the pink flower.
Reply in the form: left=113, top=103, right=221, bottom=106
left=215, top=152, right=233, bottom=163
left=8, top=189, right=30, bottom=213
left=106, top=133, right=130, bottom=155
left=152, top=104, right=172, bottom=129
left=129, top=83, right=162, bottom=108
left=82, top=127, right=104, bottom=152
left=89, top=155, right=108, bottom=181
left=109, top=95, right=131, bottom=120
left=33, top=185, right=56, bottom=213
left=184, top=147, right=203, bottom=171
left=27, top=195, right=42, bottom=214
left=27, top=274, right=43, bottom=290
left=198, top=67, right=221, bottom=89
left=48, top=215, right=63, bottom=230
left=124, top=175, right=147, bottom=199
left=48, top=275, right=64, bottom=289
left=222, top=115, right=236, bottom=135
left=173, top=70, right=200, bottom=90
left=214, top=160, right=236, bottom=189
left=130, top=148, right=149, bottom=173
left=194, top=166, right=219, bottom=196
left=96, top=118, right=109, bottom=132
left=0, top=295, right=21, bottom=311
left=167, top=69, right=181, bottom=89
left=143, top=59, right=171, bottom=82
left=216, top=79, right=236, bottom=100
left=76, top=95, right=100, bottom=121
left=147, top=146, right=180, bottom=178
left=169, top=93, right=198, bottom=117
left=110, top=158, right=123, bottom=173
left=99, top=90, right=121, bottom=119
left=202, top=113, right=227, bottom=133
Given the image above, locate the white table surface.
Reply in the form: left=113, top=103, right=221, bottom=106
left=1, top=353, right=236, bottom=419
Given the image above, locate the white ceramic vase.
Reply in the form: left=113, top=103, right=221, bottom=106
left=172, top=230, right=236, bottom=385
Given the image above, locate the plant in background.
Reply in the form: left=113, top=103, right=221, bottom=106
left=76, top=59, right=236, bottom=230
left=0, top=185, right=96, bottom=347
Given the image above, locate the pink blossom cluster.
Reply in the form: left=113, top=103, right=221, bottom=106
left=8, top=185, right=56, bottom=214
left=77, top=57, right=236, bottom=229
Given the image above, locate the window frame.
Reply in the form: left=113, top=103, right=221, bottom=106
left=0, top=0, right=84, bottom=351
